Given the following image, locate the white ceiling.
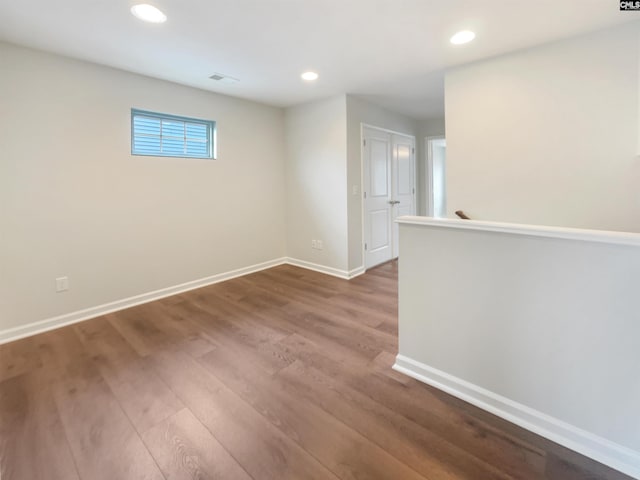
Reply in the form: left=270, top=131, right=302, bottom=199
left=0, top=0, right=633, bottom=120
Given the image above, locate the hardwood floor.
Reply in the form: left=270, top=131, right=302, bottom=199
left=0, top=261, right=632, bottom=480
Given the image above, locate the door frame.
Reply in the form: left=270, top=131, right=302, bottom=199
left=360, top=123, right=417, bottom=271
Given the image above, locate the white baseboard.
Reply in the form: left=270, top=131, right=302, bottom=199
left=347, top=266, right=366, bottom=279
left=0, top=257, right=369, bottom=345
left=285, top=257, right=365, bottom=280
left=393, top=354, right=640, bottom=480
left=0, top=258, right=288, bottom=345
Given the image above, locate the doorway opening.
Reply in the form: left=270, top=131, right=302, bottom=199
left=361, top=125, right=416, bottom=270
left=426, top=136, right=446, bottom=218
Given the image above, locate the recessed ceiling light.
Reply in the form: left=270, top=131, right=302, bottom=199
left=131, top=4, right=167, bottom=24
left=450, top=30, right=476, bottom=45
left=301, top=71, right=319, bottom=81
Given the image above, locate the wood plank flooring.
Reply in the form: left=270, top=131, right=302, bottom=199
left=0, top=261, right=632, bottom=479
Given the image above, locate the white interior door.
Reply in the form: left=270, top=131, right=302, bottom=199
left=363, top=127, right=416, bottom=269
left=363, top=127, right=393, bottom=269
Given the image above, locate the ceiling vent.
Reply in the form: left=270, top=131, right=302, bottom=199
left=209, top=73, right=239, bottom=84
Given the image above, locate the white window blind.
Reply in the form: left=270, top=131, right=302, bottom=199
left=131, top=109, right=215, bottom=159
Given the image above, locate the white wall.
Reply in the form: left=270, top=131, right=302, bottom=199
left=284, top=95, right=349, bottom=272
left=395, top=217, right=640, bottom=479
left=0, top=42, right=287, bottom=333
left=445, top=22, right=640, bottom=231
left=346, top=95, right=419, bottom=270
left=284, top=94, right=420, bottom=275
left=418, top=118, right=445, bottom=138
left=0, top=48, right=423, bottom=336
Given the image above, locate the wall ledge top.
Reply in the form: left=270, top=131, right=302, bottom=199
left=397, top=216, right=640, bottom=247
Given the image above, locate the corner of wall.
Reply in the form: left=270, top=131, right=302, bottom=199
left=283, top=95, right=350, bottom=273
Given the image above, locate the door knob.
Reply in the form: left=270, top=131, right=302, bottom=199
left=388, top=200, right=400, bottom=205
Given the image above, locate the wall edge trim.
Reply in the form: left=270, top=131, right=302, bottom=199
left=393, top=354, right=640, bottom=480
left=285, top=257, right=364, bottom=279
left=396, top=216, right=640, bottom=247
left=0, top=257, right=369, bottom=345
left=0, top=257, right=288, bottom=345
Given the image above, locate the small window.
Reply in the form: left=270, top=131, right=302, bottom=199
left=131, top=109, right=215, bottom=159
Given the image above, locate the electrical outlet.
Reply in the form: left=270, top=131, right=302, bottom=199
left=56, top=276, right=69, bottom=292
left=316, top=240, right=323, bottom=250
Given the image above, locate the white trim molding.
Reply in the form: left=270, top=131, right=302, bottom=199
left=0, top=258, right=287, bottom=345
left=0, top=257, right=368, bottom=345
left=285, top=257, right=365, bottom=280
left=393, top=355, right=640, bottom=480
left=347, top=265, right=366, bottom=278
left=396, top=216, right=640, bottom=247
